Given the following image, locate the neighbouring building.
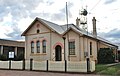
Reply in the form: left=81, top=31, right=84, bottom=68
left=22, top=17, right=118, bottom=62
left=0, top=39, right=25, bottom=60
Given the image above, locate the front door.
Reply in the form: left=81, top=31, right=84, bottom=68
left=55, top=45, right=62, bottom=61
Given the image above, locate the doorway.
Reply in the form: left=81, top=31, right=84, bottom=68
left=55, top=45, right=62, bottom=61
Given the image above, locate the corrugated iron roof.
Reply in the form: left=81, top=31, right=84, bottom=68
left=37, top=18, right=65, bottom=34
left=0, top=39, right=25, bottom=47
left=22, top=17, right=118, bottom=47
left=61, top=24, right=118, bottom=47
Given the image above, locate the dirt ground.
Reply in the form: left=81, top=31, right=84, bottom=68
left=0, top=70, right=103, bottom=76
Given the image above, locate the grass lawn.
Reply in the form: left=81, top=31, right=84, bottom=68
left=95, top=63, right=120, bottom=75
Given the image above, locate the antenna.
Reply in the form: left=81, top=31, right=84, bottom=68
left=66, top=2, right=68, bottom=30
left=66, top=2, right=70, bottom=61
left=78, top=3, right=89, bottom=59
left=79, top=6, right=88, bottom=31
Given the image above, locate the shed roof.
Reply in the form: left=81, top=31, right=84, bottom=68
left=0, top=39, right=25, bottom=47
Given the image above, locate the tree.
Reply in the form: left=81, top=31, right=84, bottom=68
left=98, top=48, right=115, bottom=64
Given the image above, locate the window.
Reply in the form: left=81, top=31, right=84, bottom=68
left=37, top=29, right=40, bottom=33
left=31, top=41, right=34, bottom=53
left=3, top=46, right=9, bottom=55
left=42, top=40, right=46, bottom=53
left=36, top=41, right=40, bottom=53
left=90, top=42, right=92, bottom=55
left=69, top=41, right=75, bottom=55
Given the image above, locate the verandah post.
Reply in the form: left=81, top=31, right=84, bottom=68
left=87, top=58, right=91, bottom=73
left=46, top=60, right=48, bottom=71
left=65, top=60, right=67, bottom=72
left=22, top=59, right=25, bottom=70
left=9, top=60, right=11, bottom=70
left=30, top=58, right=33, bottom=71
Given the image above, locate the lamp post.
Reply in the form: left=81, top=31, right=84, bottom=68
left=62, top=37, right=66, bottom=60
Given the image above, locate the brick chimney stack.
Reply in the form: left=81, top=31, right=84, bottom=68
left=76, top=17, right=80, bottom=26
left=92, top=17, right=97, bottom=36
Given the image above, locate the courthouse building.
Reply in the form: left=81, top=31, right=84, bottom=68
left=22, top=17, right=118, bottom=62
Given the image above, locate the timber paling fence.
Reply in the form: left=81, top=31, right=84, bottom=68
left=0, top=59, right=95, bottom=73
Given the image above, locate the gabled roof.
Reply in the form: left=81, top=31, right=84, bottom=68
left=62, top=27, right=82, bottom=36
left=22, top=17, right=118, bottom=47
left=38, top=18, right=64, bottom=34
left=21, top=17, right=64, bottom=36
left=61, top=24, right=118, bottom=47
left=61, top=24, right=84, bottom=35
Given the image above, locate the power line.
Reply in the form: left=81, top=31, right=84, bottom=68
left=90, top=0, right=101, bottom=12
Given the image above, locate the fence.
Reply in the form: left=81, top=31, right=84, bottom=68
left=0, top=59, right=95, bottom=73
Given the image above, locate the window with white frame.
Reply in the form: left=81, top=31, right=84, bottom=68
left=31, top=41, right=34, bottom=53
left=42, top=40, right=46, bottom=53
left=36, top=41, right=40, bottom=53
left=69, top=41, right=75, bottom=55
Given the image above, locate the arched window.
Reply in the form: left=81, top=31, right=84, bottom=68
left=31, top=41, right=34, bottom=53
left=37, top=29, right=40, bottom=33
left=42, top=40, right=46, bottom=53
left=36, top=41, right=40, bottom=53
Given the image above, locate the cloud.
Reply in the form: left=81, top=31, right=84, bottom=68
left=0, top=0, right=43, bottom=21
left=46, top=0, right=54, bottom=6
left=5, top=24, right=24, bottom=40
left=0, top=0, right=71, bottom=22
left=0, top=0, right=54, bottom=40
left=51, top=13, right=65, bottom=21
left=106, top=29, right=120, bottom=38
left=104, top=0, right=117, bottom=4
left=98, top=28, right=120, bottom=43
left=50, top=2, right=73, bottom=21
left=0, top=0, right=73, bottom=23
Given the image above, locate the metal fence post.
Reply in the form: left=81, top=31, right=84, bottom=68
left=46, top=60, right=48, bottom=71
left=87, top=58, right=91, bottom=73
left=65, top=60, right=67, bottom=72
left=22, top=59, right=25, bottom=70
left=30, top=58, right=33, bottom=71
left=9, top=60, right=11, bottom=70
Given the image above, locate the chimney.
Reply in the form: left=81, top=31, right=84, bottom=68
left=92, top=17, right=97, bottom=36
left=76, top=17, right=80, bottom=26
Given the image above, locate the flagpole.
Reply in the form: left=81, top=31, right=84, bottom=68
left=66, top=2, right=70, bottom=61
left=66, top=2, right=68, bottom=30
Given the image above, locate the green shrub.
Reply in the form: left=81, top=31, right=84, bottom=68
left=118, top=54, right=120, bottom=62
left=0, top=54, right=8, bottom=61
left=98, top=48, right=115, bottom=64
left=14, top=53, right=24, bottom=61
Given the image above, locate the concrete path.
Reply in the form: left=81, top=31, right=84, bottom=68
left=106, top=62, right=120, bottom=67
left=0, top=70, right=104, bottom=76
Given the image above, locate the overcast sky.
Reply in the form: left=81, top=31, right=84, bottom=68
left=0, top=0, right=120, bottom=44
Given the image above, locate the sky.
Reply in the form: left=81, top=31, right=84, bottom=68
left=0, top=0, right=120, bottom=44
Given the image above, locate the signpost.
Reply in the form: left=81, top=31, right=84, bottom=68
left=9, top=52, right=14, bottom=59
left=8, top=51, right=14, bottom=69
